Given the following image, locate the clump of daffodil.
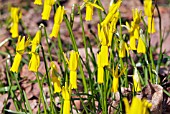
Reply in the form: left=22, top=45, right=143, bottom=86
left=126, top=8, right=142, bottom=50
left=10, top=36, right=27, bottom=72
left=132, top=68, right=141, bottom=92
left=144, top=0, right=156, bottom=33
left=50, top=6, right=65, bottom=38
left=123, top=96, right=152, bottom=114
left=50, top=62, right=61, bottom=93
left=64, top=50, right=79, bottom=89
left=118, top=40, right=129, bottom=58
left=34, top=0, right=42, bottom=5
left=62, top=83, right=71, bottom=114
left=10, top=7, right=21, bottom=38
left=83, top=0, right=104, bottom=21
left=28, top=30, right=41, bottom=72
left=42, top=0, right=55, bottom=20
left=111, top=64, right=126, bottom=93
left=101, top=0, right=122, bottom=26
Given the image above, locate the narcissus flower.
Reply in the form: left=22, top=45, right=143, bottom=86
left=101, top=0, right=122, bottom=26
left=111, top=64, right=126, bottom=93
left=144, top=0, right=152, bottom=17
left=28, top=53, right=40, bottom=72
left=10, top=53, right=22, bottom=73
left=132, top=68, right=141, bottom=92
left=144, top=0, right=156, bottom=33
left=123, top=96, right=152, bottom=114
left=108, top=11, right=119, bottom=46
left=62, top=83, right=71, bottom=114
left=51, top=62, right=61, bottom=93
left=42, top=0, right=55, bottom=20
left=84, top=0, right=104, bottom=21
left=10, top=36, right=26, bottom=72
left=65, top=50, right=79, bottom=89
left=148, top=17, right=156, bottom=34
left=10, top=7, right=20, bottom=38
left=137, top=37, right=146, bottom=54
left=31, top=30, right=41, bottom=52
left=34, top=0, right=42, bottom=5
left=50, top=6, right=65, bottom=38
left=97, top=52, right=104, bottom=84
left=118, top=40, right=129, bottom=58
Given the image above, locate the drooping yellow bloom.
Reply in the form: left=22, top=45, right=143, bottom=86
left=34, top=0, right=42, bottom=5
left=137, top=37, right=146, bottom=54
left=66, top=50, right=79, bottom=89
left=10, top=53, right=22, bottom=73
left=10, top=7, right=20, bottom=38
left=10, top=36, right=26, bottom=72
left=50, top=6, right=65, bottom=38
left=97, top=52, right=104, bottom=84
left=29, top=30, right=41, bottom=72
left=31, top=30, right=41, bottom=52
left=84, top=0, right=104, bottom=21
left=28, top=53, right=40, bottom=72
left=118, top=40, right=129, bottom=58
left=132, top=68, right=141, bottom=92
left=42, top=0, right=55, bottom=20
left=123, top=96, right=152, bottom=114
left=148, top=17, right=156, bottom=34
left=51, top=62, right=61, bottom=93
left=111, top=64, right=126, bottom=93
left=144, top=0, right=156, bottom=34
left=101, top=0, right=122, bottom=26
left=144, top=0, right=152, bottom=17
left=108, top=11, right=119, bottom=46
left=98, top=24, right=109, bottom=66
left=62, top=83, right=71, bottom=114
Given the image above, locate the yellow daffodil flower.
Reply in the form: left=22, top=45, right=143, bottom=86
left=97, top=52, right=104, bottom=84
left=118, top=40, right=129, bottom=58
left=111, top=64, right=126, bottom=93
left=42, top=0, right=55, bottom=20
left=50, top=6, right=65, bottom=38
left=108, top=11, right=119, bottom=46
left=98, top=24, right=109, bottom=66
left=51, top=62, right=61, bottom=93
left=10, top=7, right=20, bottom=38
left=69, top=51, right=78, bottom=89
left=34, top=0, right=42, bottom=5
left=144, top=0, right=152, bottom=17
left=31, top=30, right=41, bottom=49
left=62, top=83, right=71, bottom=114
left=132, top=8, right=142, bottom=25
left=31, top=30, right=41, bottom=52
left=10, top=53, right=22, bottom=73
left=132, top=68, right=141, bottom=92
left=123, top=96, right=152, bottom=114
left=148, top=17, right=156, bottom=33
left=28, top=53, right=40, bottom=72
left=10, top=36, right=26, bottom=72
left=84, top=0, right=104, bottom=21
left=64, top=50, right=79, bottom=89
left=144, top=0, right=156, bottom=34
left=101, top=0, right=122, bottom=26
left=137, top=37, right=146, bottom=54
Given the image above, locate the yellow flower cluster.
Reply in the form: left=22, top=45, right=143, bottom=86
left=97, top=0, right=121, bottom=84
left=126, top=9, right=146, bottom=54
